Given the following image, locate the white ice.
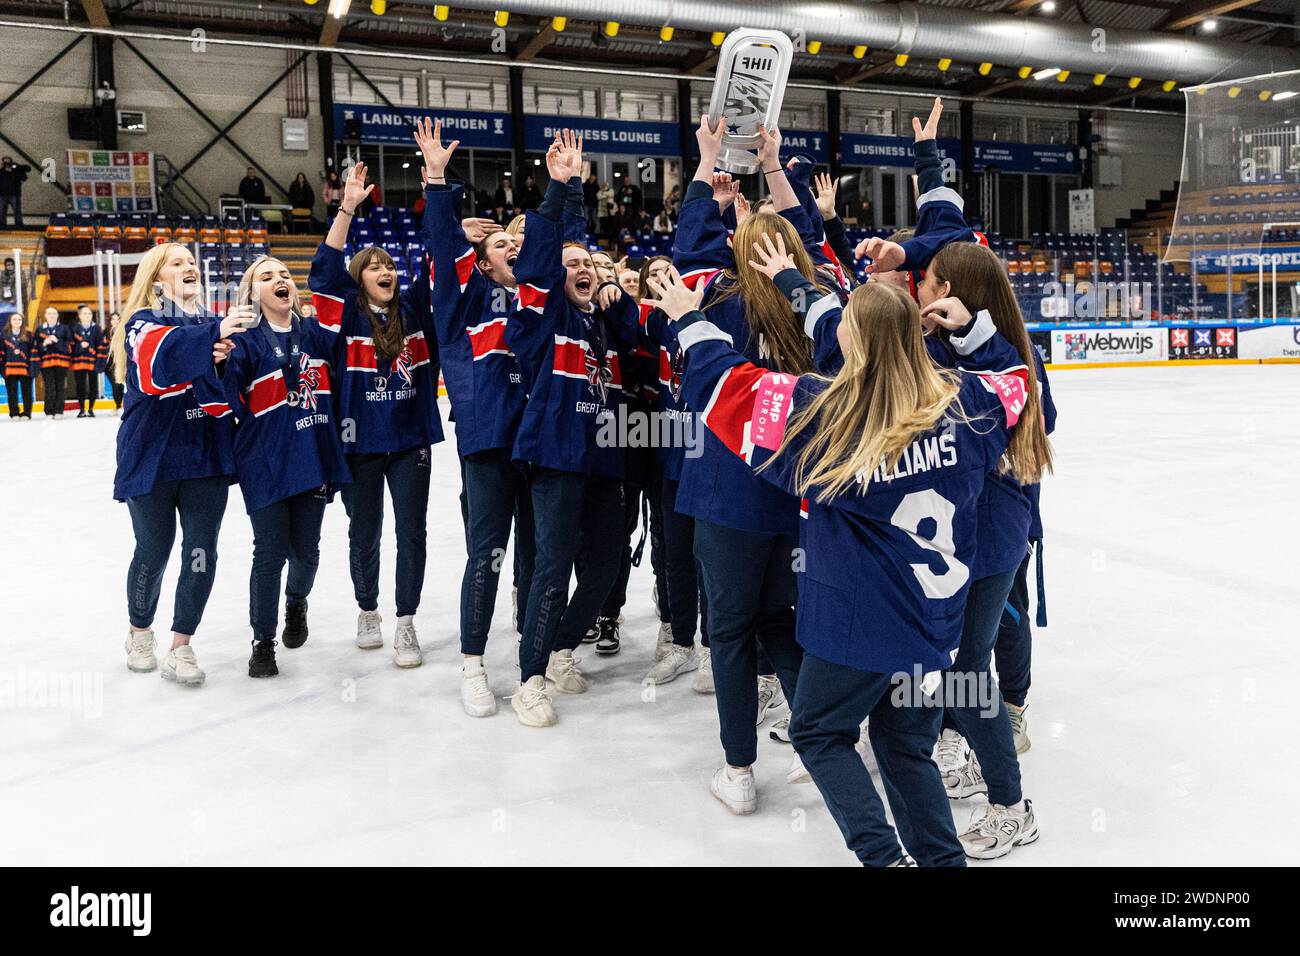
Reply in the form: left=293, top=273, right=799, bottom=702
left=2, top=365, right=1297, bottom=865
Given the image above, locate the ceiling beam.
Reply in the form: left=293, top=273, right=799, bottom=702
left=1161, top=0, right=1262, bottom=31
left=80, top=0, right=111, bottom=28
left=834, top=59, right=897, bottom=86
left=686, top=50, right=719, bottom=76
left=515, top=21, right=557, bottom=60
left=320, top=9, right=345, bottom=48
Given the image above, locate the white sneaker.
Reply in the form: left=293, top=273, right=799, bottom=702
left=461, top=659, right=497, bottom=717
left=160, top=644, right=205, bottom=686
left=393, top=616, right=422, bottom=668
left=959, top=799, right=1040, bottom=860
left=655, top=620, right=673, bottom=661
left=710, top=765, right=757, bottom=815
left=356, top=609, right=383, bottom=649
left=512, top=674, right=557, bottom=727
left=942, top=752, right=989, bottom=800
left=692, top=647, right=714, bottom=694
left=769, top=714, right=791, bottom=743
left=643, top=643, right=697, bottom=685
left=756, top=674, right=785, bottom=725
left=545, top=649, right=588, bottom=694
left=1007, top=702, right=1031, bottom=754
left=933, top=728, right=968, bottom=775
left=125, top=628, right=157, bottom=673
left=786, top=752, right=811, bottom=785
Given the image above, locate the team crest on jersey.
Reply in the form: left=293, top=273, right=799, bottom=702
left=293, top=353, right=323, bottom=411
left=585, top=347, right=612, bottom=403
left=391, top=344, right=416, bottom=388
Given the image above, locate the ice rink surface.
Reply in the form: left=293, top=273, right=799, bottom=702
left=2, top=364, right=1297, bottom=866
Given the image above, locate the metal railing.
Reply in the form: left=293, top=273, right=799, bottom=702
left=154, top=154, right=211, bottom=217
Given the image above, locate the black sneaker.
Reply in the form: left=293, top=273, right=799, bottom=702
left=76, top=410, right=87, bottom=418
left=581, top=623, right=600, bottom=644
left=594, top=616, right=621, bottom=655
left=281, top=601, right=308, bottom=649
left=87, top=409, right=96, bottom=418
left=248, top=639, right=279, bottom=678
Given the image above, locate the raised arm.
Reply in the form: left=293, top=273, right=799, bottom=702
left=748, top=232, right=844, bottom=375
left=324, top=161, right=373, bottom=252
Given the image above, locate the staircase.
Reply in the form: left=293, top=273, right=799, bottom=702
left=268, top=233, right=322, bottom=308
left=1114, top=182, right=1183, bottom=260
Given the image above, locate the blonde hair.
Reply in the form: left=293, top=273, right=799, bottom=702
left=236, top=256, right=301, bottom=314
left=927, top=242, right=1053, bottom=485
left=770, top=281, right=962, bottom=502
left=111, top=242, right=201, bottom=385
left=505, top=214, right=526, bottom=238
left=712, top=213, right=822, bottom=376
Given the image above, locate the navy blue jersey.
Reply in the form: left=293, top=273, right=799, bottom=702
left=308, top=243, right=444, bottom=455
left=113, top=307, right=234, bottom=501
left=35, top=322, right=71, bottom=369
left=669, top=178, right=810, bottom=535
left=506, top=180, right=638, bottom=479
left=1, top=329, right=35, bottom=377
left=676, top=306, right=1029, bottom=675
left=424, top=183, right=526, bottom=458
left=222, top=316, right=351, bottom=514
left=70, top=322, right=103, bottom=372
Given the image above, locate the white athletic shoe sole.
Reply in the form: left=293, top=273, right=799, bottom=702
left=127, top=658, right=157, bottom=674
left=356, top=635, right=383, bottom=650
left=710, top=774, right=756, bottom=816
left=965, top=820, right=1040, bottom=861
left=160, top=664, right=204, bottom=686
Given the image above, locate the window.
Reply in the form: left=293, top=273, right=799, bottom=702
left=523, top=83, right=597, bottom=117
left=602, top=89, right=675, bottom=122
left=975, top=114, right=1022, bottom=142
left=333, top=69, right=419, bottom=106
left=427, top=77, right=509, bottom=112
left=1027, top=117, right=1077, bottom=144
left=842, top=105, right=895, bottom=136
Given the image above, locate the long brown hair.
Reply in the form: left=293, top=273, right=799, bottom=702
left=927, top=242, right=1053, bottom=485
left=711, top=213, right=821, bottom=375
left=771, top=281, right=961, bottom=502
left=636, top=255, right=672, bottom=304
left=347, top=246, right=405, bottom=362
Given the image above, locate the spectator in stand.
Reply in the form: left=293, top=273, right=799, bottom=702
left=493, top=175, right=514, bottom=222
left=0, top=156, right=30, bottom=228
left=322, top=170, right=343, bottom=219
left=664, top=184, right=682, bottom=220
left=289, top=172, right=315, bottom=232
left=518, top=173, right=542, bottom=211
left=636, top=209, right=653, bottom=234
left=362, top=170, right=383, bottom=214
left=617, top=177, right=642, bottom=215
left=597, top=179, right=615, bottom=237
left=583, top=172, right=600, bottom=234
left=0, top=257, right=18, bottom=315
left=238, top=166, right=268, bottom=206
left=653, top=207, right=674, bottom=235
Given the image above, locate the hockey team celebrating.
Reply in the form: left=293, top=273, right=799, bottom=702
left=104, top=97, right=1056, bottom=867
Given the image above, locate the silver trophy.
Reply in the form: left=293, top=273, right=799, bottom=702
left=706, top=29, right=794, bottom=174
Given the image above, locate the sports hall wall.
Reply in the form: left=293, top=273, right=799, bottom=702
left=0, top=28, right=324, bottom=217
left=0, top=24, right=1183, bottom=230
